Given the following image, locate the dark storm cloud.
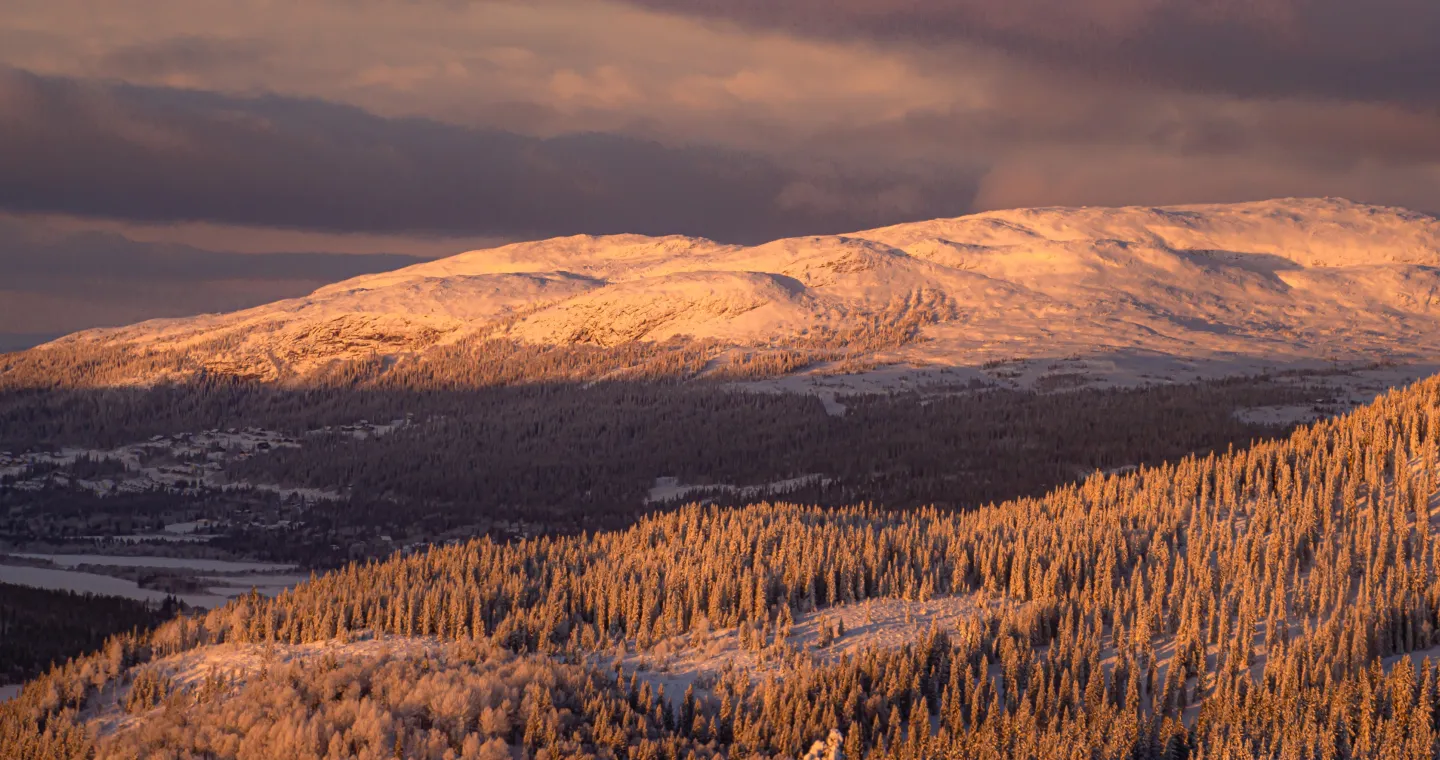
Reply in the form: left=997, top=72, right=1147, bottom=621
left=0, top=215, right=431, bottom=337
left=841, top=88, right=1440, bottom=170
left=98, top=36, right=274, bottom=80
left=0, top=68, right=980, bottom=243
left=626, top=0, right=1440, bottom=105
left=0, top=218, right=421, bottom=293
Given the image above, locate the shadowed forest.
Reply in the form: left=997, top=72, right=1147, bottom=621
left=2, top=373, right=1328, bottom=534
left=0, top=584, right=171, bottom=687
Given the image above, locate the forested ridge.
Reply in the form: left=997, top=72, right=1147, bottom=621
left=2, top=372, right=1439, bottom=757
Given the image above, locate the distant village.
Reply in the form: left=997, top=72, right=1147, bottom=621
left=0, top=419, right=412, bottom=501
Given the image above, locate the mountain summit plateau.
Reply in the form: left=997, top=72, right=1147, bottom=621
left=10, top=197, right=1440, bottom=388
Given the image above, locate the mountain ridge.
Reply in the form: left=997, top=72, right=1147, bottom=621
left=12, top=197, right=1440, bottom=388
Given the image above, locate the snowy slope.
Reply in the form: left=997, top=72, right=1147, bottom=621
left=21, top=197, right=1440, bottom=386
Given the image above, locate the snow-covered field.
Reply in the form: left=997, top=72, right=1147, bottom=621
left=195, top=573, right=310, bottom=599
left=1231, top=363, right=1440, bottom=426
left=738, top=358, right=1440, bottom=420
left=645, top=474, right=832, bottom=504
left=0, top=564, right=220, bottom=607
left=0, top=555, right=305, bottom=608
left=31, top=198, right=1440, bottom=389
left=0, top=562, right=305, bottom=609
left=8, top=553, right=295, bottom=573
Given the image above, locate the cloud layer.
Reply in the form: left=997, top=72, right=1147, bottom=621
left=0, top=218, right=421, bottom=292
left=0, top=68, right=979, bottom=242
left=3, top=0, right=1436, bottom=225
left=3, top=0, right=1440, bottom=335
left=627, top=0, right=1440, bottom=105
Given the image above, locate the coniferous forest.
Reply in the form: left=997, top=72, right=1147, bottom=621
left=0, top=584, right=171, bottom=687
left=3, top=371, right=1439, bottom=758
left=3, top=0, right=1437, bottom=755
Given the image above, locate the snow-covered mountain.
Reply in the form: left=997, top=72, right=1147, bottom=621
left=16, top=197, right=1440, bottom=387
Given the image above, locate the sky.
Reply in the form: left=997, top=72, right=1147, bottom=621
left=2, top=0, right=1439, bottom=340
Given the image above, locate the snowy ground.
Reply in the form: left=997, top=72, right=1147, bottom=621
left=150, top=633, right=447, bottom=694
left=9, top=553, right=295, bottom=572
left=602, top=594, right=1003, bottom=701
left=0, top=562, right=305, bottom=609
left=0, top=418, right=410, bottom=501
left=85, top=632, right=452, bottom=736
left=1232, top=363, right=1440, bottom=426
left=0, top=564, right=224, bottom=607
left=739, top=357, right=1438, bottom=421
left=1, top=553, right=303, bottom=608
left=645, top=474, right=832, bottom=505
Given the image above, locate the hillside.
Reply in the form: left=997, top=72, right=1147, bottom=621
left=9, top=198, right=1440, bottom=389
left=4, top=371, right=1439, bottom=759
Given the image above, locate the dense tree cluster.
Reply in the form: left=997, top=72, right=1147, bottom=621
left=0, top=584, right=171, bottom=686
left=3, top=374, right=1439, bottom=758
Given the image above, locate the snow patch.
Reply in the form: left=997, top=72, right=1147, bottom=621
left=9, top=554, right=296, bottom=573
left=604, top=594, right=1001, bottom=698
left=645, top=474, right=831, bottom=505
